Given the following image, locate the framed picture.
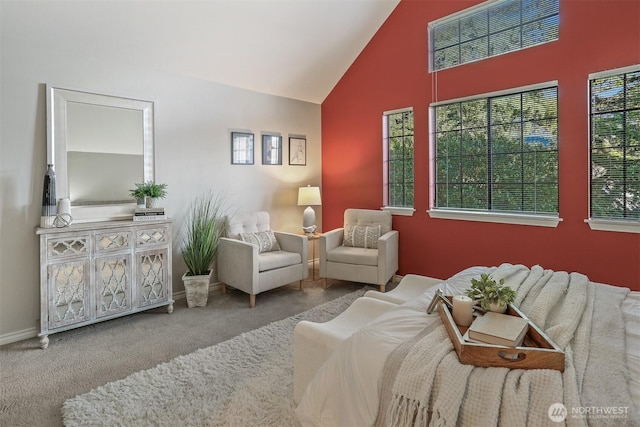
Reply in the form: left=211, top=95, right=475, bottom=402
left=231, top=132, right=254, bottom=165
left=262, top=134, right=282, bottom=165
left=289, top=137, right=306, bottom=166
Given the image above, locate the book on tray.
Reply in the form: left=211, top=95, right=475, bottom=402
left=466, top=311, right=529, bottom=347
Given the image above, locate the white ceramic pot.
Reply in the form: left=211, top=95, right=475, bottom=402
left=182, top=271, right=211, bottom=308
left=488, top=300, right=507, bottom=313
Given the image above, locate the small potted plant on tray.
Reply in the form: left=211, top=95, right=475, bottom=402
left=466, top=273, right=516, bottom=313
left=180, top=192, right=225, bottom=308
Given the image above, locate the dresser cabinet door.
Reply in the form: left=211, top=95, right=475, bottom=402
left=96, top=254, right=132, bottom=318
left=137, top=248, right=169, bottom=307
left=47, top=259, right=91, bottom=329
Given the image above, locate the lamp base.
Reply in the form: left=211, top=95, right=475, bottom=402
left=302, top=206, right=316, bottom=236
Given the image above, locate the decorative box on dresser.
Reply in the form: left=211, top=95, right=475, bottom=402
left=36, top=218, right=173, bottom=349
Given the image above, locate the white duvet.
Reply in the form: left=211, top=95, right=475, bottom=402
left=295, top=267, right=489, bottom=426
left=295, top=266, right=640, bottom=427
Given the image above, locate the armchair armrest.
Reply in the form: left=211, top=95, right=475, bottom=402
left=218, top=237, right=259, bottom=295
left=320, top=228, right=343, bottom=277
left=274, top=231, right=307, bottom=260
left=377, top=230, right=399, bottom=286
left=320, top=228, right=344, bottom=252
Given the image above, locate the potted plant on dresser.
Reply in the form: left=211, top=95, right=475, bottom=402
left=180, top=192, right=225, bottom=308
left=142, top=181, right=168, bottom=208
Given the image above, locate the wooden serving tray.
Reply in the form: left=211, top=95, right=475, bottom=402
left=438, top=298, right=565, bottom=372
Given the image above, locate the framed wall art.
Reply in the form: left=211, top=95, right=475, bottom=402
left=289, top=137, right=306, bottom=166
left=231, top=132, right=254, bottom=165
left=262, top=134, right=282, bottom=165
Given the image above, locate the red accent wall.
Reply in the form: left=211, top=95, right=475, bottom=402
left=321, top=0, right=640, bottom=290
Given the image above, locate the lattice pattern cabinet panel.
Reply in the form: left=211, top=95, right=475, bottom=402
left=38, top=219, right=173, bottom=349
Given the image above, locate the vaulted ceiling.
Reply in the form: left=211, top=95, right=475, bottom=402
left=2, top=0, right=400, bottom=103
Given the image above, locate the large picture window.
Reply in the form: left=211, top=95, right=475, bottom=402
left=590, top=67, right=640, bottom=221
left=383, top=108, right=414, bottom=209
left=429, top=0, right=559, bottom=72
left=433, top=84, right=558, bottom=216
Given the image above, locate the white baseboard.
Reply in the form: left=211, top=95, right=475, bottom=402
left=0, top=326, right=38, bottom=347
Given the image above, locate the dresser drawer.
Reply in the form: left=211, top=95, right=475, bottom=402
left=95, top=229, right=132, bottom=253
left=136, top=225, right=170, bottom=248
left=46, top=234, right=90, bottom=260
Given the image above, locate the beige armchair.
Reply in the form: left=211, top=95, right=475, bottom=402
left=319, top=209, right=398, bottom=292
left=218, top=211, right=308, bottom=307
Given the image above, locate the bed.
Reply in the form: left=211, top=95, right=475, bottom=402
left=295, top=264, right=640, bottom=426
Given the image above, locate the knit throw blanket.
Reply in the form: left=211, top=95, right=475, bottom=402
left=376, top=264, right=634, bottom=427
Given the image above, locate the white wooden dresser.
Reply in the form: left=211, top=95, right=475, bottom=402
left=36, top=219, right=173, bottom=349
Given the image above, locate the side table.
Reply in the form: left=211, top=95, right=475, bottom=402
left=305, top=232, right=320, bottom=281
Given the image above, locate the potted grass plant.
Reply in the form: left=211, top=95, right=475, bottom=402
left=465, top=273, right=516, bottom=313
left=180, top=192, right=225, bottom=308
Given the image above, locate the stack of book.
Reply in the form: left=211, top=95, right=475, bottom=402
left=464, top=311, right=529, bottom=347
left=133, top=207, right=166, bottom=221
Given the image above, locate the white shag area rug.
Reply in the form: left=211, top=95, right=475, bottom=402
left=62, top=289, right=367, bottom=427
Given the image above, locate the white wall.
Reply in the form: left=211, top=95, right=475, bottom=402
left=0, top=5, right=321, bottom=344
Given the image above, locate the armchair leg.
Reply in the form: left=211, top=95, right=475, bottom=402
left=380, top=284, right=386, bottom=293
left=249, top=294, right=256, bottom=308
left=221, top=283, right=227, bottom=295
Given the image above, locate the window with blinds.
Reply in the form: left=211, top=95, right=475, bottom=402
left=433, top=85, right=558, bottom=215
left=590, top=67, right=640, bottom=221
left=429, top=0, right=559, bottom=72
left=383, top=108, right=414, bottom=208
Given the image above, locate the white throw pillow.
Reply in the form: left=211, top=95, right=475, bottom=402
left=239, top=230, right=281, bottom=253
left=343, top=225, right=381, bottom=249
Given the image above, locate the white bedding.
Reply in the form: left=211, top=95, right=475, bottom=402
left=295, top=266, right=640, bottom=426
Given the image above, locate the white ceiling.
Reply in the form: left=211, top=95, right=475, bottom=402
left=3, top=0, right=400, bottom=103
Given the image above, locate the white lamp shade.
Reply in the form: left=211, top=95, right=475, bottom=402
left=297, top=186, right=321, bottom=206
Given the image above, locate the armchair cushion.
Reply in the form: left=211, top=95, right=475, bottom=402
left=343, top=224, right=381, bottom=249
left=258, top=250, right=302, bottom=272
left=239, top=230, right=281, bottom=253
left=326, top=246, right=378, bottom=266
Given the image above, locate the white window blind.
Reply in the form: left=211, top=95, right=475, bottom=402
left=429, top=0, right=559, bottom=72
left=590, top=66, right=640, bottom=221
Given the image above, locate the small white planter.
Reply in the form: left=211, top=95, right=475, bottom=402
left=182, top=271, right=211, bottom=308
left=488, top=300, right=508, bottom=313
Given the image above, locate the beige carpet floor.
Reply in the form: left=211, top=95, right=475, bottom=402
left=0, top=273, right=380, bottom=427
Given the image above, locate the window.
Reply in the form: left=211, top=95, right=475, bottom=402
left=429, top=0, right=559, bottom=72
left=432, top=84, right=558, bottom=216
left=383, top=108, right=414, bottom=209
left=590, top=66, right=640, bottom=222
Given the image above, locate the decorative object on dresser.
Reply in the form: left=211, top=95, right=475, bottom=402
left=137, top=181, right=167, bottom=208
left=297, top=185, right=321, bottom=236
left=180, top=192, right=225, bottom=308
left=37, top=219, right=173, bottom=349
left=41, top=164, right=57, bottom=228
left=133, top=207, right=166, bottom=221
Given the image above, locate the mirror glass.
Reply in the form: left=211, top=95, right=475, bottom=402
left=47, top=86, right=154, bottom=222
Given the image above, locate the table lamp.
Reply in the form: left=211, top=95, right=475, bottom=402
left=297, top=185, right=321, bottom=236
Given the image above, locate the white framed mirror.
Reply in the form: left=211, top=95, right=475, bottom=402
left=47, top=85, right=154, bottom=222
